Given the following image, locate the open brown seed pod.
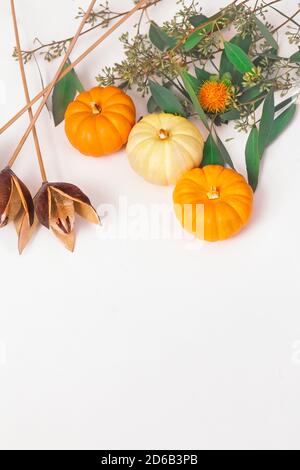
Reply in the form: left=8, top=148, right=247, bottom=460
left=35, top=182, right=100, bottom=252
left=0, top=167, right=35, bottom=253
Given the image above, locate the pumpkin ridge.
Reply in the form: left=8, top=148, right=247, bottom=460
left=179, top=192, right=207, bottom=203
left=174, top=175, right=200, bottom=190
left=219, top=180, right=245, bottom=190
left=170, top=140, right=196, bottom=169
left=171, top=123, right=200, bottom=136
left=88, top=86, right=114, bottom=102
left=67, top=110, right=91, bottom=118
left=102, top=110, right=133, bottom=130
left=98, top=89, right=123, bottom=105
left=221, top=191, right=253, bottom=204
left=204, top=165, right=226, bottom=191
left=143, top=140, right=161, bottom=182
left=176, top=181, right=203, bottom=194
left=99, top=113, right=124, bottom=145
left=74, top=115, right=99, bottom=154
left=220, top=182, right=253, bottom=196
left=104, top=93, right=134, bottom=104
left=173, top=139, right=201, bottom=166
left=127, top=130, right=153, bottom=140
left=206, top=202, right=219, bottom=241
left=67, top=114, right=93, bottom=147
left=163, top=140, right=174, bottom=185
left=217, top=173, right=246, bottom=188
left=171, top=133, right=203, bottom=143
left=214, top=202, right=239, bottom=240
left=172, top=135, right=204, bottom=157
left=70, top=100, right=91, bottom=112
left=128, top=139, right=158, bottom=182
left=103, top=101, right=134, bottom=110
left=92, top=114, right=105, bottom=156
left=129, top=125, right=155, bottom=136
left=224, top=196, right=253, bottom=223
left=222, top=200, right=245, bottom=227
left=76, top=114, right=96, bottom=136
left=103, top=103, right=136, bottom=118
left=142, top=120, right=161, bottom=132
left=181, top=169, right=206, bottom=188
left=201, top=166, right=213, bottom=189
left=127, top=136, right=157, bottom=154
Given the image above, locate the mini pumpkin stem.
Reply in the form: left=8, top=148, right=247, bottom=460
left=91, top=102, right=102, bottom=115
left=207, top=185, right=220, bottom=200
left=158, top=129, right=169, bottom=140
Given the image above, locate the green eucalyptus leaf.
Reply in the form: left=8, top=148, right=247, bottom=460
left=183, top=16, right=213, bottom=51
left=239, top=85, right=266, bottom=104
left=275, top=96, right=296, bottom=113
left=215, top=133, right=235, bottom=169
left=220, top=109, right=241, bottom=121
left=52, top=60, right=84, bottom=127
left=189, top=10, right=223, bottom=27
left=258, top=88, right=275, bottom=156
left=185, top=73, right=200, bottom=94
left=183, top=29, right=206, bottom=52
left=220, top=35, right=251, bottom=80
left=147, top=95, right=158, bottom=113
left=290, top=50, right=300, bottom=63
left=118, top=81, right=129, bottom=90
left=246, top=126, right=260, bottom=191
left=224, top=41, right=254, bottom=74
left=254, top=17, right=279, bottom=50
left=202, top=133, right=224, bottom=167
left=268, top=103, right=297, bottom=146
left=148, top=80, right=186, bottom=116
left=149, top=22, right=176, bottom=51
left=71, top=72, right=84, bottom=93
left=195, top=67, right=211, bottom=83
left=221, top=97, right=265, bottom=122
left=189, top=14, right=209, bottom=27
left=180, top=70, right=209, bottom=129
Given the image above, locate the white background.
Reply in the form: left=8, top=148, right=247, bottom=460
left=0, top=0, right=300, bottom=450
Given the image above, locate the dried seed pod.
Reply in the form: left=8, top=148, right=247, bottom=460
left=35, top=182, right=100, bottom=251
left=0, top=167, right=35, bottom=252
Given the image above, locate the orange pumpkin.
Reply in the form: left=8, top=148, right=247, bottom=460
left=65, top=86, right=136, bottom=157
left=173, top=165, right=253, bottom=242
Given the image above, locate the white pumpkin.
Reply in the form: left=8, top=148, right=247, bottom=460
left=126, top=113, right=204, bottom=186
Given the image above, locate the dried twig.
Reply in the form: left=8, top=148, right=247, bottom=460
left=7, top=0, right=98, bottom=167
left=0, top=0, right=149, bottom=138
left=10, top=0, right=47, bottom=181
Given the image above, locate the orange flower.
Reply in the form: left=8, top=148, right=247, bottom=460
left=198, top=80, right=231, bottom=113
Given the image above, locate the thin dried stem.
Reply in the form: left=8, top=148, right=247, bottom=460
left=19, top=0, right=161, bottom=57
left=7, top=0, right=98, bottom=168
left=10, top=0, right=47, bottom=181
left=0, top=0, right=149, bottom=138
left=271, top=6, right=300, bottom=33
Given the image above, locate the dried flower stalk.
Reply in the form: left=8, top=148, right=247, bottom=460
left=9, top=0, right=101, bottom=252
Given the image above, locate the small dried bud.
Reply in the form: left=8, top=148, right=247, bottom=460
left=35, top=182, right=100, bottom=252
